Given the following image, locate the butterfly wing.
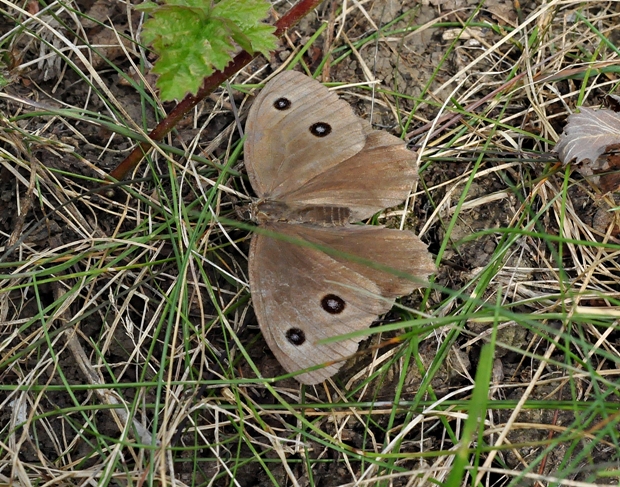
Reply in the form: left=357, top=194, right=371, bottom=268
left=249, top=223, right=434, bottom=385
left=278, top=128, right=418, bottom=221
left=244, top=71, right=366, bottom=198
left=245, top=71, right=418, bottom=221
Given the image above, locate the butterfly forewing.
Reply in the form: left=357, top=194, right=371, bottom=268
left=244, top=71, right=366, bottom=198
left=249, top=225, right=395, bottom=384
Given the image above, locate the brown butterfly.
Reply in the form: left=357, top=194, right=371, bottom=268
left=244, top=71, right=435, bottom=384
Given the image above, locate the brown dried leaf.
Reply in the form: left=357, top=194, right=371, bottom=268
left=605, top=94, right=620, bottom=112
left=598, top=151, right=620, bottom=193
left=485, top=0, right=518, bottom=26
left=556, top=107, right=620, bottom=165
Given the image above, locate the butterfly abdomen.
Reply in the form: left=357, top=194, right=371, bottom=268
left=253, top=199, right=351, bottom=226
left=292, top=205, right=351, bottom=226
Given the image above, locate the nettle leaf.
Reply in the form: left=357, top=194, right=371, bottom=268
left=139, top=0, right=276, bottom=101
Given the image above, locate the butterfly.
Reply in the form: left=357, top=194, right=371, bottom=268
left=244, top=71, right=434, bottom=384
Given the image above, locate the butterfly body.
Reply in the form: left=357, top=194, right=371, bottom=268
left=251, top=200, right=352, bottom=226
left=244, top=71, right=435, bottom=384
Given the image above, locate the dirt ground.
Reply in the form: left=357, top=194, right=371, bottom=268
left=1, top=0, right=620, bottom=486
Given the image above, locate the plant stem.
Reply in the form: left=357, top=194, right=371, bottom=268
left=109, top=0, right=325, bottom=182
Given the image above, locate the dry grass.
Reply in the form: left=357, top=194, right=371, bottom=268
left=1, top=0, right=620, bottom=486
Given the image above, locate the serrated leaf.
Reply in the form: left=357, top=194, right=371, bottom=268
left=213, top=0, right=272, bottom=28
left=140, top=0, right=276, bottom=100
left=241, top=23, right=278, bottom=55
left=135, top=2, right=160, bottom=13
left=556, top=107, right=620, bottom=164
left=213, top=0, right=276, bottom=56
left=215, top=16, right=254, bottom=54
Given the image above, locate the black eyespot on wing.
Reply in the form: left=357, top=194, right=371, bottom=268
left=286, top=328, right=306, bottom=345
left=321, top=294, right=346, bottom=314
left=309, top=122, right=332, bottom=137
left=273, top=97, right=291, bottom=110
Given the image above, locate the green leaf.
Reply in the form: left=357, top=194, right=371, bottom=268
left=140, top=0, right=277, bottom=101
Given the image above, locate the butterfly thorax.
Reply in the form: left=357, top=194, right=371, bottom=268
left=250, top=199, right=351, bottom=226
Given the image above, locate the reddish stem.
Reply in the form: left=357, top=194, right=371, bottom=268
left=109, top=0, right=325, bottom=182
